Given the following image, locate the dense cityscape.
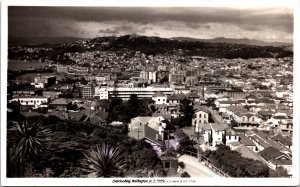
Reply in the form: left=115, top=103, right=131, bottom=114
left=7, top=33, right=293, bottom=178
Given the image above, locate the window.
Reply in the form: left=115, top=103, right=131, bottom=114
left=158, top=99, right=160, bottom=101
left=199, top=114, right=202, bottom=118
left=199, top=120, right=201, bottom=124
left=204, top=114, right=206, bottom=118
left=252, top=117, right=255, bottom=121
left=165, top=162, right=170, bottom=169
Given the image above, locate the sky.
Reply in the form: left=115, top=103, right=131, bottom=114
left=8, top=6, right=294, bottom=43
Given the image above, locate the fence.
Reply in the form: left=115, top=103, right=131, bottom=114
left=182, top=149, right=230, bottom=178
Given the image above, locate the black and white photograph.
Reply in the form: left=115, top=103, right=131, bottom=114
left=1, top=0, right=299, bottom=186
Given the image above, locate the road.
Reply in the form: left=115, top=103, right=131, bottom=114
left=178, top=155, right=222, bottom=178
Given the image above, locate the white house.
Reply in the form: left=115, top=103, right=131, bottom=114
left=192, top=105, right=209, bottom=132
left=225, top=129, right=239, bottom=145
left=152, top=92, right=168, bottom=105
left=199, top=123, right=229, bottom=147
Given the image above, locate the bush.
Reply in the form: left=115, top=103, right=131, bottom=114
left=178, top=161, right=185, bottom=169
left=181, top=171, right=190, bottom=178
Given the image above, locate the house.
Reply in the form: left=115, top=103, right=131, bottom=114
left=89, top=110, right=108, bottom=126
left=167, top=94, right=186, bottom=106
left=225, top=106, right=259, bottom=128
left=128, top=116, right=167, bottom=153
left=258, top=146, right=292, bottom=176
left=187, top=92, right=201, bottom=102
left=271, top=134, right=292, bottom=150
left=225, top=129, right=239, bottom=145
left=192, top=105, right=209, bottom=132
left=200, top=123, right=229, bottom=146
left=215, top=100, right=240, bottom=113
left=245, top=130, right=291, bottom=154
left=159, top=156, right=178, bottom=175
left=258, top=110, right=273, bottom=121
left=42, top=91, right=62, bottom=99
left=266, top=113, right=292, bottom=134
left=152, top=92, right=168, bottom=105
left=49, top=98, right=68, bottom=111
left=237, top=133, right=256, bottom=152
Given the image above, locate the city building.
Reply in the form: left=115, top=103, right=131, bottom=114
left=10, top=96, right=48, bottom=109
left=81, top=86, right=94, bottom=99
left=94, top=86, right=174, bottom=100
left=31, top=75, right=56, bottom=89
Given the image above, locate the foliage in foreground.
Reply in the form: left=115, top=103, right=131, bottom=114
left=204, top=144, right=269, bottom=177
left=82, top=144, right=126, bottom=177
left=7, top=116, right=165, bottom=178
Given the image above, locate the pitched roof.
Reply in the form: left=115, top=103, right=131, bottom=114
left=167, top=94, right=186, bottom=100
left=51, top=98, right=68, bottom=105
left=258, top=146, right=291, bottom=165
left=226, top=105, right=250, bottom=117
left=194, top=105, right=209, bottom=113
left=210, top=123, right=229, bottom=131
left=238, top=133, right=256, bottom=146
left=144, top=125, right=164, bottom=146
left=271, top=134, right=292, bottom=146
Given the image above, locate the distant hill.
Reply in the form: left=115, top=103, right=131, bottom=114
left=8, top=37, right=87, bottom=47
left=8, top=34, right=293, bottom=60
left=172, top=37, right=292, bottom=47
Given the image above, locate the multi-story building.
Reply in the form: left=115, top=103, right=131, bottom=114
left=32, top=75, right=56, bottom=89
left=81, top=86, right=94, bottom=99
left=140, top=70, right=157, bottom=83
left=169, top=71, right=185, bottom=84
left=94, top=86, right=174, bottom=100
left=193, top=105, right=209, bottom=132
left=10, top=96, right=48, bottom=109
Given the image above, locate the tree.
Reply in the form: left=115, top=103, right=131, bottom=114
left=181, top=171, right=190, bottom=178
left=81, top=144, right=126, bottom=177
left=204, top=144, right=269, bottom=177
left=269, top=167, right=289, bottom=177
left=150, top=105, right=157, bottom=113
left=8, top=119, right=51, bottom=177
left=179, top=98, right=196, bottom=127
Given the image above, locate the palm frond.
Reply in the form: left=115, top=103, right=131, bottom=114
left=82, top=143, right=126, bottom=177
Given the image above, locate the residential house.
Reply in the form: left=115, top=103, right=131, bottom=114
left=258, top=146, right=292, bottom=176
left=152, top=92, right=168, bottom=105
left=225, top=129, right=239, bottom=145
left=192, top=105, right=209, bottom=132
left=200, top=123, right=229, bottom=146
left=128, top=116, right=167, bottom=153
left=226, top=106, right=259, bottom=128
left=49, top=98, right=68, bottom=111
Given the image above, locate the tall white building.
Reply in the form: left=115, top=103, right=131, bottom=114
left=94, top=86, right=173, bottom=100
left=140, top=70, right=157, bottom=83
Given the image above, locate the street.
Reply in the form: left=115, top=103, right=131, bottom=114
left=178, top=155, right=222, bottom=178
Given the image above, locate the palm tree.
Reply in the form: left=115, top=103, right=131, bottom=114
left=8, top=119, right=51, bottom=177
left=82, top=144, right=126, bottom=177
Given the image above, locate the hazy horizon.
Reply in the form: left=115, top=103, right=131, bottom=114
left=9, top=7, right=293, bottom=43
